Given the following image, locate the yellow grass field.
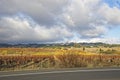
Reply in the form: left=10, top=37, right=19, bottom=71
left=0, top=47, right=120, bottom=71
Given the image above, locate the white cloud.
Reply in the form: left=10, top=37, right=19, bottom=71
left=98, top=3, right=120, bottom=26
left=60, top=0, right=120, bottom=39
left=69, top=37, right=120, bottom=44
left=0, top=0, right=69, bottom=26
left=0, top=15, right=73, bottom=43
left=0, top=0, right=120, bottom=43
left=88, top=38, right=120, bottom=44
left=60, top=0, right=107, bottom=38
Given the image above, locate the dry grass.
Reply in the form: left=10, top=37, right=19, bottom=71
left=0, top=48, right=120, bottom=71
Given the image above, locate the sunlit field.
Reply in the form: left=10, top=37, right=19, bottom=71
left=0, top=47, right=120, bottom=71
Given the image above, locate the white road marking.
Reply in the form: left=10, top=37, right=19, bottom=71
left=0, top=69, right=120, bottom=78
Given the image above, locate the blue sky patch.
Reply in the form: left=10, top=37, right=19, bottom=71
left=103, top=0, right=120, bottom=8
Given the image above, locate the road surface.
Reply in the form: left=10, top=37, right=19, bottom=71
left=0, top=68, right=120, bottom=80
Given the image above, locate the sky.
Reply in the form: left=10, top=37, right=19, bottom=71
left=0, top=0, right=120, bottom=44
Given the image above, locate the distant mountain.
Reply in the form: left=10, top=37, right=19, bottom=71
left=0, top=42, right=120, bottom=48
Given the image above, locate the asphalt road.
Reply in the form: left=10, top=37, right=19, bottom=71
left=0, top=68, right=120, bottom=80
